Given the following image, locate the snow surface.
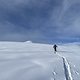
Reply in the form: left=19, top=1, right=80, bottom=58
left=0, top=42, right=80, bottom=80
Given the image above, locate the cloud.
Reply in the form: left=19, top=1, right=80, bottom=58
left=0, top=0, right=80, bottom=43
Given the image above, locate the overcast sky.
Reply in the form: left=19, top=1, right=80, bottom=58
left=0, top=0, right=80, bottom=43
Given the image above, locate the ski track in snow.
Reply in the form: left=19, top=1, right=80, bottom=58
left=57, top=53, right=73, bottom=80
left=62, top=57, right=73, bottom=80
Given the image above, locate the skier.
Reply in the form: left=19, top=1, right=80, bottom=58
left=53, top=44, right=57, bottom=52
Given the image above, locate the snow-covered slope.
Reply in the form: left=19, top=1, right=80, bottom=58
left=0, top=41, right=80, bottom=80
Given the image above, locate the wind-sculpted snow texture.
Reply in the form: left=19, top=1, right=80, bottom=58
left=0, top=42, right=80, bottom=80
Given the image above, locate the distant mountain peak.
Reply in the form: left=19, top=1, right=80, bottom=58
left=25, top=41, right=32, bottom=43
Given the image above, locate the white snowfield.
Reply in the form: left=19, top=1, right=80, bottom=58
left=0, top=41, right=80, bottom=80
